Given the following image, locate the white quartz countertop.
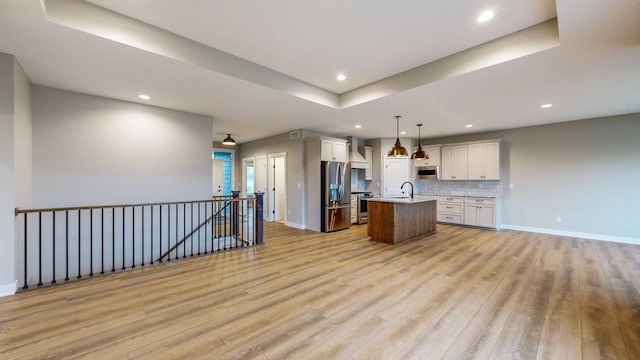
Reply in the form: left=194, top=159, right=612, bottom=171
left=415, top=192, right=501, bottom=198
left=368, top=197, right=436, bottom=204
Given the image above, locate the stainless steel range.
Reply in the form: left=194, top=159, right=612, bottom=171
left=356, top=192, right=374, bottom=224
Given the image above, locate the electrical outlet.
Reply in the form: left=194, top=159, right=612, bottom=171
left=509, top=183, right=514, bottom=189
left=556, top=216, right=562, bottom=223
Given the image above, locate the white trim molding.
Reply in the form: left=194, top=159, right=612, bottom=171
left=0, top=280, right=18, bottom=297
left=501, top=224, right=640, bottom=245
left=285, top=221, right=305, bottom=230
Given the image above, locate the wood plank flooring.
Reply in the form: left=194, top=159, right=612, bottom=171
left=1, top=223, right=639, bottom=359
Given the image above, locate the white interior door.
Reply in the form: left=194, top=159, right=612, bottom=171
left=268, top=153, right=287, bottom=222
left=383, top=157, right=409, bottom=197
left=274, top=157, right=286, bottom=221
left=212, top=159, right=224, bottom=196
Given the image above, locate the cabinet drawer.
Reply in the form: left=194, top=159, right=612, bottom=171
left=437, top=203, right=463, bottom=213
left=438, top=213, right=464, bottom=224
left=464, top=197, right=496, bottom=205
left=435, top=195, right=464, bottom=203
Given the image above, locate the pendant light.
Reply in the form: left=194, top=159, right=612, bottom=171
left=411, top=124, right=429, bottom=160
left=387, top=115, right=408, bottom=157
left=222, top=134, right=236, bottom=146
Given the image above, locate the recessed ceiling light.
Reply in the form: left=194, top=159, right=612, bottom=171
left=477, top=10, right=495, bottom=23
left=336, top=74, right=346, bottom=81
left=400, top=131, right=407, bottom=135
left=355, top=124, right=362, bottom=129
left=138, top=94, right=150, bottom=100
left=541, top=103, right=553, bottom=108
left=465, top=124, right=473, bottom=128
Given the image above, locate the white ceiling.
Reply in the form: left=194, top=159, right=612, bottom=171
left=1, top=0, right=639, bottom=143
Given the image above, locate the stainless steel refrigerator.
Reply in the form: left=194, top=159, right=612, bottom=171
left=321, top=161, right=351, bottom=232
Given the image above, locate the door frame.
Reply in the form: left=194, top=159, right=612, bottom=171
left=267, top=152, right=287, bottom=222
left=241, top=156, right=255, bottom=198
left=212, top=148, right=236, bottom=197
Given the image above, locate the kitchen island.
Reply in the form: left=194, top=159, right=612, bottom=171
left=367, top=198, right=436, bottom=244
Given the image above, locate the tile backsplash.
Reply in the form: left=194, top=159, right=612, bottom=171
left=351, top=169, right=366, bottom=192
left=414, top=180, right=504, bottom=197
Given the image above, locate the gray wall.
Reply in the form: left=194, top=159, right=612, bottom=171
left=421, top=113, right=640, bottom=240
left=0, top=54, right=32, bottom=294
left=235, top=131, right=305, bottom=227
left=31, top=86, right=214, bottom=207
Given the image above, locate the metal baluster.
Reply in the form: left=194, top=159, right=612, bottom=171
left=65, top=210, right=69, bottom=281
left=111, top=208, right=115, bottom=272
left=52, top=211, right=56, bottom=284
left=224, top=199, right=228, bottom=250
left=132, top=206, right=135, bottom=269
left=141, top=206, right=145, bottom=267
left=167, top=205, right=171, bottom=262
left=183, top=203, right=187, bottom=258
left=38, top=212, right=42, bottom=287
left=101, top=208, right=105, bottom=274
left=89, top=209, right=93, bottom=276
left=174, top=204, right=178, bottom=261
left=150, top=206, right=154, bottom=265
left=23, top=213, right=28, bottom=290
left=198, top=202, right=202, bottom=256
left=122, top=207, right=125, bottom=271
left=77, top=209, right=81, bottom=279
left=159, top=205, right=163, bottom=263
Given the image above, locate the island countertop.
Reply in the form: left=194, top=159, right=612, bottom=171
left=367, top=198, right=436, bottom=244
left=368, top=197, right=435, bottom=204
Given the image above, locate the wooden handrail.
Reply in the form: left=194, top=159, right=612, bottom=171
left=14, top=197, right=249, bottom=215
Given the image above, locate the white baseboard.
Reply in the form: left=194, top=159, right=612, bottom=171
left=501, top=224, right=640, bottom=245
left=0, top=280, right=18, bottom=297
left=285, top=221, right=305, bottom=230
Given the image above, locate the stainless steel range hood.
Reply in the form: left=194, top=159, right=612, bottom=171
left=347, top=136, right=369, bottom=169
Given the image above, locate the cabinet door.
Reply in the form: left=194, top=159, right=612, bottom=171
left=467, top=144, right=484, bottom=180
left=321, top=141, right=334, bottom=161
left=464, top=204, right=479, bottom=226
left=333, top=142, right=347, bottom=162
left=482, top=142, right=500, bottom=180
left=383, top=158, right=409, bottom=197
left=478, top=205, right=496, bottom=227
left=442, top=145, right=467, bottom=180
left=467, top=142, right=500, bottom=180
left=364, top=146, right=373, bottom=180
left=464, top=204, right=496, bottom=227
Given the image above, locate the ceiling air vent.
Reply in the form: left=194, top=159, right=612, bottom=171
left=289, top=130, right=301, bottom=140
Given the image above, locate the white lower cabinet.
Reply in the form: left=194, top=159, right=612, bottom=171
left=431, top=195, right=498, bottom=229
left=463, top=197, right=496, bottom=228
left=350, top=195, right=358, bottom=224
left=435, top=195, right=464, bottom=225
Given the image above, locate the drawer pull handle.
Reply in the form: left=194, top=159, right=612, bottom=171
left=446, top=206, right=453, bottom=209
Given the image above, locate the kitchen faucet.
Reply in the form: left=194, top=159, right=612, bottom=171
left=400, top=181, right=414, bottom=199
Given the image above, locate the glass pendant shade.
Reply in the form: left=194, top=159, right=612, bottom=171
left=388, top=115, right=408, bottom=157
left=411, top=124, right=429, bottom=160
left=222, top=134, right=236, bottom=146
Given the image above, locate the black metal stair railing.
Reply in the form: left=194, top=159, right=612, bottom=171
left=14, top=192, right=264, bottom=290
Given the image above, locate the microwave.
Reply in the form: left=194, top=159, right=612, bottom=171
left=415, top=165, right=440, bottom=180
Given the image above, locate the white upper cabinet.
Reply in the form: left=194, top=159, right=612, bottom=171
left=441, top=145, right=468, bottom=180
left=467, top=142, right=500, bottom=180
left=321, top=139, right=347, bottom=162
left=383, top=157, right=410, bottom=197
left=363, top=146, right=373, bottom=180
left=413, top=146, right=441, bottom=167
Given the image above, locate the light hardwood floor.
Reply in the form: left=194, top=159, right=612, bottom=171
left=1, top=223, right=639, bottom=359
